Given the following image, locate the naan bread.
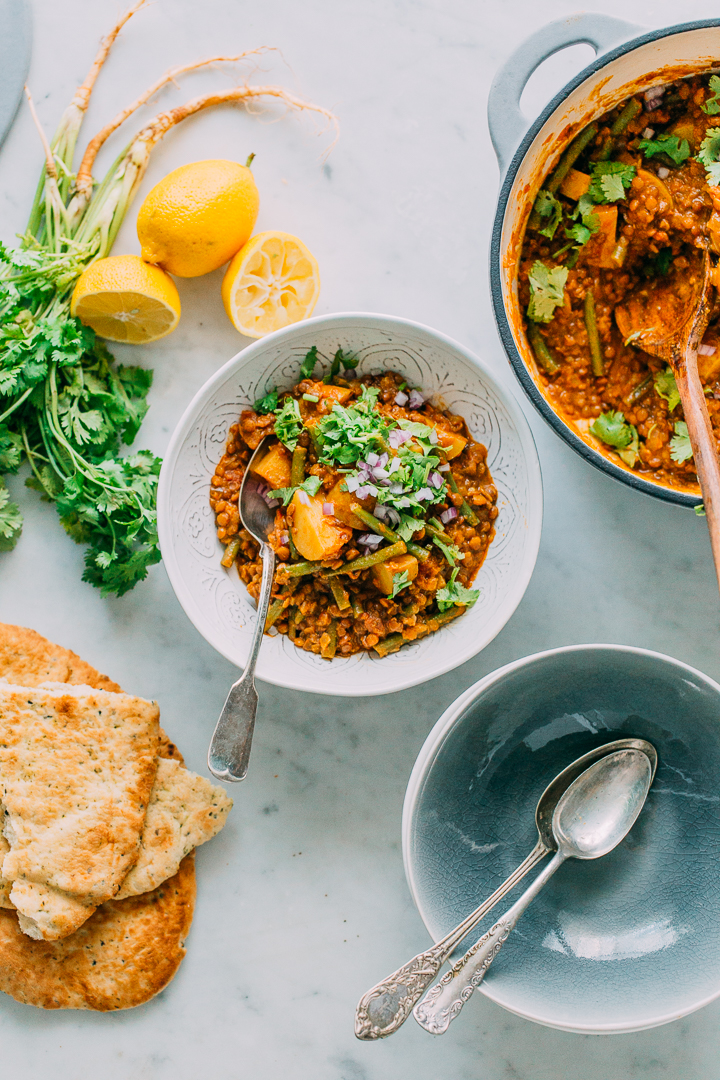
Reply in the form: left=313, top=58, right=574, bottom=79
left=0, top=854, right=195, bottom=1011
left=116, top=758, right=232, bottom=898
left=0, top=623, right=197, bottom=1009
left=0, top=624, right=120, bottom=692
left=0, top=681, right=160, bottom=938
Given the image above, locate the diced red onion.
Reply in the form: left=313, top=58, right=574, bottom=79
left=280, top=532, right=289, bottom=545
left=388, top=457, right=402, bottom=474
left=254, top=479, right=269, bottom=496
left=372, top=466, right=390, bottom=481
left=297, top=490, right=311, bottom=506
left=440, top=507, right=458, bottom=524
left=384, top=506, right=401, bottom=528
left=429, top=471, right=443, bottom=489
left=345, top=475, right=360, bottom=493
left=389, top=482, right=405, bottom=494
left=366, top=452, right=380, bottom=466
left=657, top=166, right=670, bottom=179
left=323, top=502, right=334, bottom=515
left=377, top=452, right=388, bottom=467
left=394, top=391, right=409, bottom=406
left=356, top=483, right=378, bottom=499
left=357, top=533, right=383, bottom=547
left=642, top=127, right=655, bottom=139
left=388, top=428, right=411, bottom=448
left=416, top=487, right=433, bottom=501
left=644, top=86, right=664, bottom=111
left=438, top=463, right=450, bottom=472
left=395, top=497, right=412, bottom=508
left=699, top=344, right=717, bottom=356
left=264, top=496, right=281, bottom=509
left=408, top=389, right=425, bottom=409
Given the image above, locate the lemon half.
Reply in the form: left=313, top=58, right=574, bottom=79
left=70, top=255, right=181, bottom=344
left=221, top=231, right=320, bottom=338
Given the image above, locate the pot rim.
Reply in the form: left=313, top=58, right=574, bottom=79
left=490, top=17, right=720, bottom=508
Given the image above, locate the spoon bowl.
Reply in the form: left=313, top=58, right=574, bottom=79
left=238, top=438, right=275, bottom=544
left=552, top=749, right=653, bottom=860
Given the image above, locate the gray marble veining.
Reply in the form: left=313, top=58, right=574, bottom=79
left=1, top=0, right=720, bottom=1076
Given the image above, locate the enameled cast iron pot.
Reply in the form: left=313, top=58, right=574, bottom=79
left=489, top=14, right=720, bottom=508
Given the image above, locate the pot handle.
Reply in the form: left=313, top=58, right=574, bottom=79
left=487, top=14, right=644, bottom=176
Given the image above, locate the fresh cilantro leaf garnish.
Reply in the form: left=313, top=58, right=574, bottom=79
left=390, top=570, right=412, bottom=599
left=273, top=397, right=303, bottom=450
left=590, top=410, right=640, bottom=466
left=654, top=367, right=680, bottom=412
left=431, top=533, right=464, bottom=567
left=696, top=503, right=706, bottom=517
left=638, top=133, right=690, bottom=165
left=0, top=483, right=22, bottom=551
left=254, top=387, right=279, bottom=414
left=702, top=75, right=720, bottom=115
left=0, top=425, right=22, bottom=474
left=323, top=346, right=359, bottom=383
left=299, top=346, right=319, bottom=380
left=670, top=420, right=693, bottom=463
left=314, top=388, right=389, bottom=465
left=395, top=513, right=425, bottom=541
left=533, top=189, right=563, bottom=239
left=268, top=474, right=322, bottom=506
left=436, top=567, right=480, bottom=612
left=587, top=162, right=636, bottom=203
left=527, top=261, right=568, bottom=324
left=698, top=128, right=720, bottom=185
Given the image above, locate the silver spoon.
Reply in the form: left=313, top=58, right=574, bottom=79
left=413, top=747, right=654, bottom=1034
left=208, top=438, right=275, bottom=783
left=354, top=737, right=656, bottom=1040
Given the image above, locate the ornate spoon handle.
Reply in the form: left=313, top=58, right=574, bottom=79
left=354, top=840, right=548, bottom=1040
left=413, top=850, right=565, bottom=1034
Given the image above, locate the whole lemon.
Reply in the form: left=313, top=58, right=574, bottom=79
left=137, top=160, right=260, bottom=278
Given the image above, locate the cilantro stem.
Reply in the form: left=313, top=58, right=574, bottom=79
left=0, top=386, right=33, bottom=424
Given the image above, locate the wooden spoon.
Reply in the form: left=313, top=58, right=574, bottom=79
left=616, top=249, right=720, bottom=589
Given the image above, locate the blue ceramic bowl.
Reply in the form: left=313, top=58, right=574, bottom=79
left=403, top=645, right=720, bottom=1033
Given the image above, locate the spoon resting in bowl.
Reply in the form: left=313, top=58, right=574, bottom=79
left=208, top=437, right=275, bottom=783
left=413, top=748, right=653, bottom=1034
left=615, top=249, right=720, bottom=589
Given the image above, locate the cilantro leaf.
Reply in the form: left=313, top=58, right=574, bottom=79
left=268, top=474, right=323, bottom=506
left=702, top=75, right=720, bottom=115
left=643, top=248, right=673, bottom=278
left=637, top=133, right=690, bottom=165
left=315, top=391, right=390, bottom=465
left=431, top=533, right=464, bottom=567
left=696, top=503, right=706, bottom=517
left=324, top=347, right=359, bottom=383
left=274, top=397, right=303, bottom=450
left=390, top=570, right=412, bottom=599
left=698, top=128, right=720, bottom=185
left=0, top=425, right=22, bottom=474
left=0, top=483, right=22, bottom=551
left=670, top=420, right=693, bottom=463
left=254, top=387, right=279, bottom=414
left=299, top=346, right=319, bottom=380
left=654, top=367, right=680, bottom=412
left=436, top=567, right=480, bottom=612
left=527, top=261, right=568, bottom=324
left=590, top=410, right=640, bottom=466
left=533, top=189, right=563, bottom=239
left=395, top=512, right=425, bottom=542
left=587, top=162, right=636, bottom=203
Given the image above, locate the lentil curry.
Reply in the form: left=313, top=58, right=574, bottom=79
left=210, top=350, right=498, bottom=659
left=520, top=72, right=720, bottom=493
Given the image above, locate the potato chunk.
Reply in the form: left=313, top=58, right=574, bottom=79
left=251, top=443, right=291, bottom=489
left=373, top=553, right=418, bottom=595
left=326, top=479, right=370, bottom=529
left=559, top=168, right=590, bottom=201
left=304, top=381, right=354, bottom=405
left=584, top=205, right=617, bottom=269
left=435, top=427, right=467, bottom=460
left=290, top=492, right=351, bottom=561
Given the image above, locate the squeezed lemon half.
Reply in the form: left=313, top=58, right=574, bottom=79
left=70, top=255, right=181, bottom=344
left=221, top=231, right=320, bottom=338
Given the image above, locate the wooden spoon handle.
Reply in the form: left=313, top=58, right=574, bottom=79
left=675, top=350, right=720, bottom=591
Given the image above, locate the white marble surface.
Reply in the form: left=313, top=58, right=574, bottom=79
left=1, top=0, right=720, bottom=1076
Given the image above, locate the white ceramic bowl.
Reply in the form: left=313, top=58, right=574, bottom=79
left=158, top=313, right=543, bottom=696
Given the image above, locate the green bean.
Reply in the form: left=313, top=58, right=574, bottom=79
left=264, top=597, right=288, bottom=630
left=628, top=373, right=653, bottom=405
left=329, top=578, right=351, bottom=611
left=426, top=606, right=465, bottom=629
left=287, top=531, right=300, bottom=560
left=583, top=290, right=604, bottom=377
left=352, top=505, right=429, bottom=560
left=325, top=540, right=407, bottom=577
left=527, top=322, right=560, bottom=375
left=220, top=536, right=242, bottom=568
left=597, top=98, right=641, bottom=160
left=290, top=446, right=307, bottom=487
left=446, top=471, right=479, bottom=526
left=282, top=559, right=323, bottom=577
left=321, top=620, right=338, bottom=659
left=350, top=594, right=364, bottom=617
left=424, top=518, right=454, bottom=545
left=546, top=123, right=598, bottom=194
left=373, top=633, right=405, bottom=658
